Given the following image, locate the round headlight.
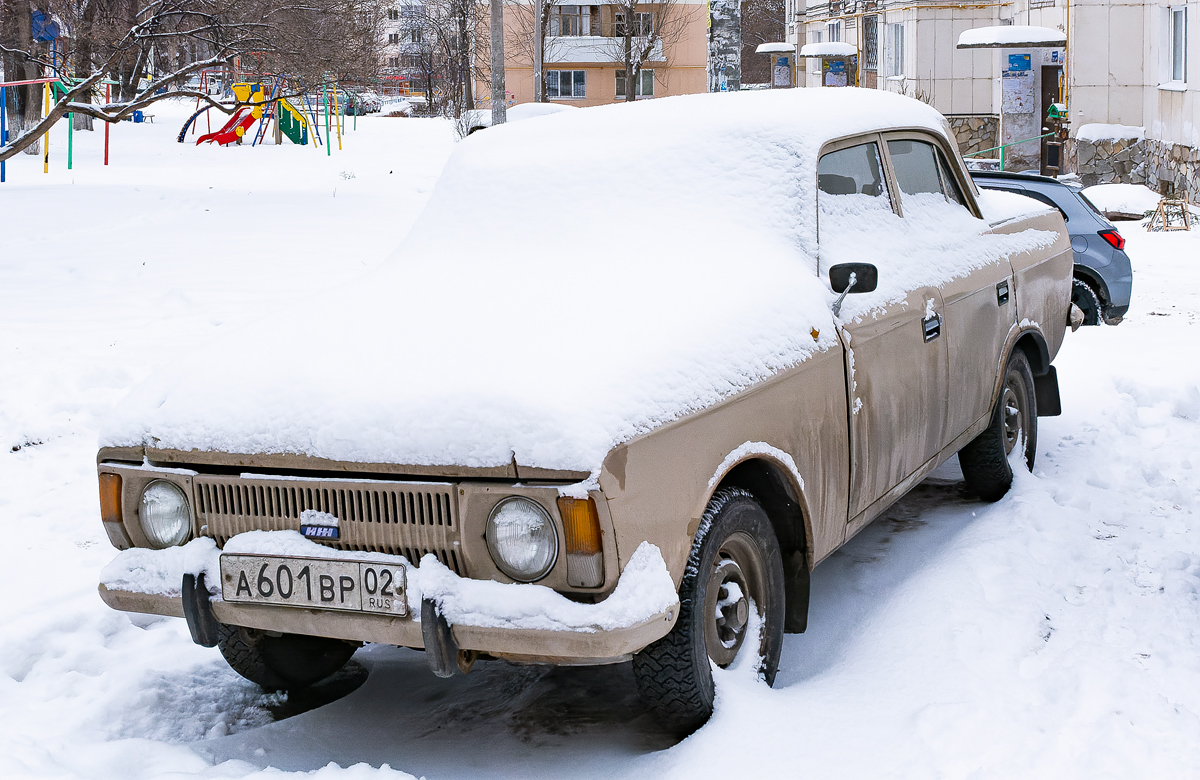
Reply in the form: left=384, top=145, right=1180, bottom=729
left=485, top=497, right=558, bottom=582
left=139, top=480, right=191, bottom=549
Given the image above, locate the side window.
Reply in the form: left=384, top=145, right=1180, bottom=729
left=887, top=138, right=970, bottom=212
left=818, top=143, right=889, bottom=202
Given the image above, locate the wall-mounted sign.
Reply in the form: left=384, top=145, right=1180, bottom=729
left=1007, top=53, right=1032, bottom=71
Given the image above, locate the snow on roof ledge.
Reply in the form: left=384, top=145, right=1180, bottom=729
left=1075, top=123, right=1145, bottom=143
left=956, top=25, right=1066, bottom=49
left=799, top=42, right=857, bottom=58
left=756, top=42, right=795, bottom=54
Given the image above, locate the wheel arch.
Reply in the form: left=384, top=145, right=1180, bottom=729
left=1073, top=265, right=1111, bottom=307
left=705, top=453, right=814, bottom=633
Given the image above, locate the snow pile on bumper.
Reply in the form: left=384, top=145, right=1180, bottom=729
left=100, top=532, right=678, bottom=633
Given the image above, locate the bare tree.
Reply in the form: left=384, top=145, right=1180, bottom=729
left=401, top=0, right=485, bottom=118
left=739, top=0, right=783, bottom=85
left=1, top=0, right=386, bottom=161
left=600, top=0, right=686, bottom=102
left=503, top=0, right=565, bottom=102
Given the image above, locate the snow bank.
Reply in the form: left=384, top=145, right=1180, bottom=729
left=101, top=531, right=677, bottom=633
left=1076, top=123, right=1144, bottom=143
left=1082, top=183, right=1160, bottom=216
left=101, top=89, right=1052, bottom=476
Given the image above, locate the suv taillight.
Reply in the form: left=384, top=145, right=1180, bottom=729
left=1098, top=229, right=1125, bottom=250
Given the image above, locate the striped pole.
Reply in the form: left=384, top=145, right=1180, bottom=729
left=1, top=85, right=7, bottom=182
left=43, top=82, right=50, bottom=173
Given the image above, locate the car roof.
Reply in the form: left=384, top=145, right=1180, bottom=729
left=968, top=170, right=1072, bottom=187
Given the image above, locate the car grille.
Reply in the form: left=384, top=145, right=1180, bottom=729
left=193, top=475, right=463, bottom=573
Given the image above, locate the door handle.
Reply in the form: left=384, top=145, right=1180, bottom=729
left=997, top=280, right=1010, bottom=306
left=922, top=313, right=942, bottom=342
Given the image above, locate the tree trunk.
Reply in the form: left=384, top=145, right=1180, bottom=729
left=1, top=0, right=45, bottom=153
left=489, top=0, right=506, bottom=125
left=533, top=0, right=544, bottom=102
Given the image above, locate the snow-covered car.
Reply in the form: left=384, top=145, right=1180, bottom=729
left=95, top=88, right=1075, bottom=733
left=461, top=101, right=579, bottom=134
left=971, top=170, right=1133, bottom=325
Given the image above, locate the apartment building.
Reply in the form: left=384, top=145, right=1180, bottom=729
left=483, top=2, right=709, bottom=107
left=787, top=0, right=1198, bottom=198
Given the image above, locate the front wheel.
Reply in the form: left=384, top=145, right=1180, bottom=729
left=217, top=624, right=358, bottom=691
left=632, top=488, right=785, bottom=734
left=958, top=349, right=1037, bottom=501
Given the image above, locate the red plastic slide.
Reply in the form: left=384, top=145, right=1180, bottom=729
left=196, top=107, right=257, bottom=146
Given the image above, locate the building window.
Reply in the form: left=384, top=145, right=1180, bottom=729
left=388, top=8, right=399, bottom=20
left=614, top=11, right=653, bottom=36
left=828, top=21, right=841, bottom=42
left=410, top=28, right=423, bottom=43
left=401, top=3, right=424, bottom=17
left=551, top=6, right=592, bottom=36
left=547, top=70, right=586, bottom=98
left=387, top=57, right=399, bottom=67
left=887, top=23, right=904, bottom=77
left=388, top=33, right=400, bottom=44
left=1170, top=8, right=1187, bottom=82
left=616, top=69, right=654, bottom=97
left=863, top=15, right=878, bottom=71
left=812, top=30, right=823, bottom=44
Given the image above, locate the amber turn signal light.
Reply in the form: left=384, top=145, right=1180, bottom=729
left=99, top=472, right=123, bottom=525
left=558, top=497, right=601, bottom=555
left=558, top=496, right=605, bottom=588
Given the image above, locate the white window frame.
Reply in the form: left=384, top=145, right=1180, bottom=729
left=547, top=70, right=587, bottom=99
left=551, top=5, right=593, bottom=36
left=828, top=21, right=842, bottom=42
left=886, top=22, right=905, bottom=78
left=615, top=68, right=654, bottom=98
left=388, top=33, right=400, bottom=45
left=1169, top=7, right=1188, bottom=84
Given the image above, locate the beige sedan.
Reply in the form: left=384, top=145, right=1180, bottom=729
left=95, top=89, right=1074, bottom=733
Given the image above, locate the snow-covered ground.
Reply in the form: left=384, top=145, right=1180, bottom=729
left=2, top=101, right=1199, bottom=779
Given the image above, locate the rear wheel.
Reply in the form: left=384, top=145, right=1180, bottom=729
left=217, top=624, right=357, bottom=691
left=958, top=350, right=1037, bottom=501
left=1071, top=279, right=1101, bottom=326
left=632, top=488, right=785, bottom=734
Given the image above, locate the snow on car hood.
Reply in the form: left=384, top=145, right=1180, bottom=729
left=102, top=89, right=987, bottom=474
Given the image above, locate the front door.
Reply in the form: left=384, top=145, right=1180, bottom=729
left=816, top=138, right=949, bottom=529
left=1041, top=66, right=1064, bottom=175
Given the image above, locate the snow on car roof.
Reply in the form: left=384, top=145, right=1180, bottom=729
left=100, top=89, right=1048, bottom=475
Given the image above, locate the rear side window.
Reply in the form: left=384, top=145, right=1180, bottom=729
left=887, top=139, right=969, bottom=211
left=818, top=143, right=889, bottom=201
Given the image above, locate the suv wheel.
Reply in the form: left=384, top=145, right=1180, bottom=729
left=217, top=624, right=357, bottom=690
left=1071, top=279, right=1101, bottom=326
left=958, top=349, right=1037, bottom=501
left=632, top=488, right=785, bottom=734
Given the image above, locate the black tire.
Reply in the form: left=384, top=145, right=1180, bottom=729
left=217, top=624, right=357, bottom=691
left=632, top=488, right=785, bottom=734
left=958, top=349, right=1037, bottom=502
left=1071, top=279, right=1101, bottom=326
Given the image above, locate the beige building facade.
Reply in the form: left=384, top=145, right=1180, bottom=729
left=478, top=2, right=709, bottom=108
left=788, top=0, right=1199, bottom=198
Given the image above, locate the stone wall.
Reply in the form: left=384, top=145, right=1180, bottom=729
left=947, top=115, right=999, bottom=157
left=1072, top=136, right=1200, bottom=203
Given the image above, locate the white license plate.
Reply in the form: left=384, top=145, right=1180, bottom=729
left=220, top=554, right=407, bottom=616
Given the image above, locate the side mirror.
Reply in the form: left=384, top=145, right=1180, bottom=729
left=829, top=263, right=878, bottom=317
left=829, top=263, right=878, bottom=294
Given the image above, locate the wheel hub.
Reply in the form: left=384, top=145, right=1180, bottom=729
left=704, top=556, right=752, bottom=667
left=1002, top=385, right=1023, bottom=454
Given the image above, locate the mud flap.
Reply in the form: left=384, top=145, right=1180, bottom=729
left=1034, top=365, right=1062, bottom=417
left=182, top=572, right=220, bottom=648
left=421, top=598, right=459, bottom=678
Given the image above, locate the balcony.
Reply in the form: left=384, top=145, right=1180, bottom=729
left=544, top=36, right=665, bottom=65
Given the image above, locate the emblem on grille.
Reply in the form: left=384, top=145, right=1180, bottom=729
left=299, top=509, right=341, bottom=541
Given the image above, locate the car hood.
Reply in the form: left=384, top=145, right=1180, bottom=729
left=100, top=90, right=981, bottom=475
